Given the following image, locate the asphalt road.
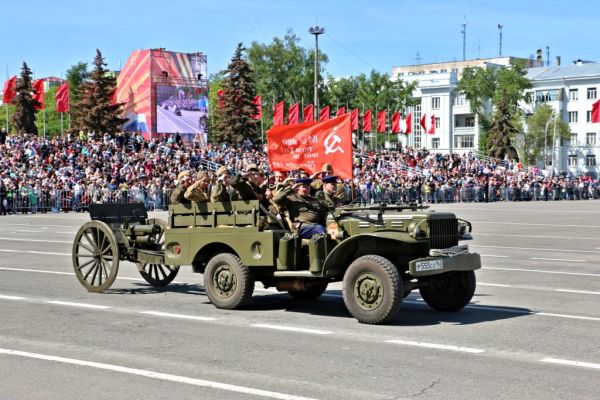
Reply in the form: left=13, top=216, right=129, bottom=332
left=156, top=106, right=202, bottom=134
left=1, top=200, right=599, bottom=399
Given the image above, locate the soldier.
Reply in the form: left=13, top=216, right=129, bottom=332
left=184, top=171, right=210, bottom=203
left=230, top=164, right=267, bottom=205
left=211, top=166, right=238, bottom=202
left=310, top=163, right=346, bottom=205
left=316, top=175, right=343, bottom=210
left=169, top=170, right=193, bottom=205
left=273, top=177, right=329, bottom=238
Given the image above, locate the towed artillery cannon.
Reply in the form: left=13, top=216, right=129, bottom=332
left=72, top=200, right=481, bottom=324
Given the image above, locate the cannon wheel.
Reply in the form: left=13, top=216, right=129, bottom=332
left=137, top=218, right=180, bottom=287
left=72, top=220, right=119, bottom=293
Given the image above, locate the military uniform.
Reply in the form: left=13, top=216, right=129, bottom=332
left=316, top=190, right=340, bottom=211
left=170, top=184, right=191, bottom=205
left=311, top=179, right=346, bottom=204
left=184, top=181, right=210, bottom=203
left=273, top=187, right=328, bottom=227
left=211, top=182, right=239, bottom=202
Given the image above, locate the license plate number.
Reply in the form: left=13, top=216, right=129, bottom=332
left=416, top=259, right=444, bottom=272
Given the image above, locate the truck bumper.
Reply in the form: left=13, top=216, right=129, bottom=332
left=408, top=253, right=481, bottom=277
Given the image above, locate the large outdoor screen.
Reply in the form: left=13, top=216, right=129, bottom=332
left=156, top=85, right=208, bottom=137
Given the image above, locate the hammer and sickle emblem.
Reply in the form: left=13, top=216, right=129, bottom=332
left=324, top=131, right=344, bottom=155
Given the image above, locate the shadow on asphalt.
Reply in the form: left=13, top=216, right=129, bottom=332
left=105, top=282, right=205, bottom=295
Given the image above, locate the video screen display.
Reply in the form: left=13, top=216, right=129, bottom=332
left=156, top=85, right=208, bottom=135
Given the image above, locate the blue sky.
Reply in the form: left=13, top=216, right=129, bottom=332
left=2, top=0, right=599, bottom=80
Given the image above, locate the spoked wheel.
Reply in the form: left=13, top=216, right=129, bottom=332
left=418, top=271, right=476, bottom=311
left=342, top=255, right=403, bottom=324
left=72, top=220, right=119, bottom=293
left=137, top=218, right=179, bottom=287
left=204, top=253, right=254, bottom=309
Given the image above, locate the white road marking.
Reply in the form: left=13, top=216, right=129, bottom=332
left=253, top=323, right=333, bottom=335
left=555, top=289, right=600, bottom=295
left=541, top=357, right=600, bottom=370
left=0, top=267, right=144, bottom=281
left=9, top=229, right=42, bottom=233
left=385, top=339, right=485, bottom=354
left=46, top=300, right=112, bottom=309
left=536, top=312, right=600, bottom=322
left=0, top=348, right=319, bottom=400
left=480, top=254, right=509, bottom=258
left=0, top=223, right=82, bottom=228
left=471, top=221, right=600, bottom=228
left=0, top=249, right=71, bottom=256
left=484, top=267, right=600, bottom=278
left=471, top=244, right=600, bottom=254
left=0, top=237, right=71, bottom=244
left=530, top=257, right=584, bottom=263
left=476, top=232, right=600, bottom=240
left=0, top=294, right=27, bottom=300
left=139, top=311, right=216, bottom=321
left=478, top=282, right=511, bottom=287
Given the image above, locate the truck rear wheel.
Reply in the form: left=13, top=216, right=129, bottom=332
left=204, top=253, right=254, bottom=309
left=419, top=271, right=476, bottom=311
left=342, top=255, right=402, bottom=324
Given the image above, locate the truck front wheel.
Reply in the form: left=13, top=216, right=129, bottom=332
left=342, top=255, right=402, bottom=324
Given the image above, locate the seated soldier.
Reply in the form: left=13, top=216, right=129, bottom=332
left=316, top=175, right=343, bottom=210
left=273, top=177, right=328, bottom=238
left=169, top=170, right=193, bottom=205
left=311, top=163, right=346, bottom=204
left=184, top=171, right=210, bottom=203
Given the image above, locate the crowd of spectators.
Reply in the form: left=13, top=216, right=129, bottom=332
left=0, top=131, right=598, bottom=215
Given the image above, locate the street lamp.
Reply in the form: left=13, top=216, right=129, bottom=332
left=544, top=109, right=555, bottom=172
left=309, top=25, right=325, bottom=111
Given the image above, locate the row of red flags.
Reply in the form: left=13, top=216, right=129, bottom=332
left=3, top=76, right=70, bottom=112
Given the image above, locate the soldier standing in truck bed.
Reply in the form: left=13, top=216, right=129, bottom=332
left=169, top=170, right=193, bottom=205
left=211, top=166, right=239, bottom=202
left=230, top=164, right=268, bottom=206
left=184, top=171, right=210, bottom=203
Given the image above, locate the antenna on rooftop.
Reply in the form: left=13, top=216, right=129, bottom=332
left=461, top=17, right=467, bottom=61
left=497, top=24, right=503, bottom=57
left=413, top=51, right=422, bottom=64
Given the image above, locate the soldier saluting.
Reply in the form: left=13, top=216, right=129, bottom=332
left=169, top=170, right=193, bottom=205
left=315, top=175, right=343, bottom=210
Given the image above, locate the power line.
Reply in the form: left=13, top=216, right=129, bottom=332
left=322, top=33, right=377, bottom=72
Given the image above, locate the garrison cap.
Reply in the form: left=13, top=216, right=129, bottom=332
left=197, top=171, right=209, bottom=180
left=245, top=163, right=260, bottom=172
left=216, top=166, right=231, bottom=177
left=177, top=170, right=191, bottom=181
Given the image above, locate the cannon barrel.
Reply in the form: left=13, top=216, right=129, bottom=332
left=130, top=224, right=162, bottom=235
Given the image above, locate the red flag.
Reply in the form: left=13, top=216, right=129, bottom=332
left=55, top=82, right=70, bottom=112
left=32, top=79, right=45, bottom=110
left=2, top=76, right=16, bottom=104
left=391, top=111, right=400, bottom=134
left=303, top=104, right=314, bottom=122
left=319, top=105, right=330, bottom=121
left=217, top=89, right=224, bottom=109
left=428, top=114, right=436, bottom=134
left=420, top=113, right=427, bottom=131
left=363, top=109, right=372, bottom=132
left=288, top=102, right=299, bottom=124
left=252, top=95, right=262, bottom=120
left=350, top=109, right=359, bottom=131
left=404, top=112, right=413, bottom=134
left=592, top=100, right=600, bottom=123
left=267, top=114, right=353, bottom=179
left=336, top=106, right=346, bottom=117
left=377, top=110, right=387, bottom=133
left=273, top=101, right=284, bottom=126
left=108, top=88, right=117, bottom=106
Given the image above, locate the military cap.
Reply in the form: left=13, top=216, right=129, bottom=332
left=177, top=170, right=191, bottom=181
left=245, top=164, right=260, bottom=172
left=295, top=177, right=313, bottom=185
left=322, top=175, right=338, bottom=184
left=197, top=171, right=209, bottom=180
left=216, top=166, right=231, bottom=177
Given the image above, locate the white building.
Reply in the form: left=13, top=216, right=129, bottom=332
left=391, top=58, right=600, bottom=178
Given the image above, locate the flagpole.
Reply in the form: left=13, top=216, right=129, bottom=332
left=60, top=112, right=64, bottom=136
left=43, top=107, right=46, bottom=138
left=5, top=65, right=9, bottom=132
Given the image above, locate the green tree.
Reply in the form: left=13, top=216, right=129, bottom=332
left=66, top=62, right=89, bottom=132
left=212, top=43, right=259, bottom=144
left=12, top=62, right=39, bottom=135
left=522, top=104, right=571, bottom=166
left=34, top=86, right=64, bottom=136
left=72, top=49, right=125, bottom=135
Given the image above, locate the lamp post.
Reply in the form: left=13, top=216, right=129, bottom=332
left=544, top=109, right=555, bottom=172
left=309, top=25, right=325, bottom=112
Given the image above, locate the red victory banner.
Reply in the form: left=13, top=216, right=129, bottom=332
left=350, top=108, right=359, bottom=131
left=420, top=113, right=427, bottom=131
left=336, top=106, right=345, bottom=117
left=288, top=102, right=299, bottom=124
left=592, top=99, right=600, bottom=123
left=363, top=109, right=372, bottom=132
left=273, top=100, right=284, bottom=126
left=403, top=112, right=412, bottom=134
left=2, top=75, right=16, bottom=104
left=303, top=104, right=314, bottom=122
left=266, top=114, right=353, bottom=179
left=391, top=111, right=400, bottom=133
left=427, top=114, right=436, bottom=134
left=252, top=95, right=262, bottom=120
left=32, top=79, right=45, bottom=110
left=377, top=110, right=387, bottom=133
left=319, top=105, right=330, bottom=121
left=56, top=82, right=70, bottom=112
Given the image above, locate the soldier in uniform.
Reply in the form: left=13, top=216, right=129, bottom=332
left=211, top=166, right=238, bottom=202
left=316, top=175, right=343, bottom=210
left=184, top=171, right=210, bottom=203
left=230, top=164, right=267, bottom=205
left=169, top=170, right=193, bottom=205
left=310, top=163, right=346, bottom=205
left=273, top=177, right=329, bottom=238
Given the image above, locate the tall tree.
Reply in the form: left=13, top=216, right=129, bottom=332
left=522, top=104, right=571, bottom=166
left=72, top=49, right=125, bottom=135
left=12, top=62, right=39, bottom=135
left=66, top=62, right=89, bottom=131
left=212, top=43, right=259, bottom=144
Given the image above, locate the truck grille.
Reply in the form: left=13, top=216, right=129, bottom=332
left=428, top=216, right=459, bottom=249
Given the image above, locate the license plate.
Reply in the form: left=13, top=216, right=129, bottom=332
left=415, top=259, right=444, bottom=272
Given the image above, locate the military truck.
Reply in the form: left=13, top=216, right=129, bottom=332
left=72, top=200, right=480, bottom=324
